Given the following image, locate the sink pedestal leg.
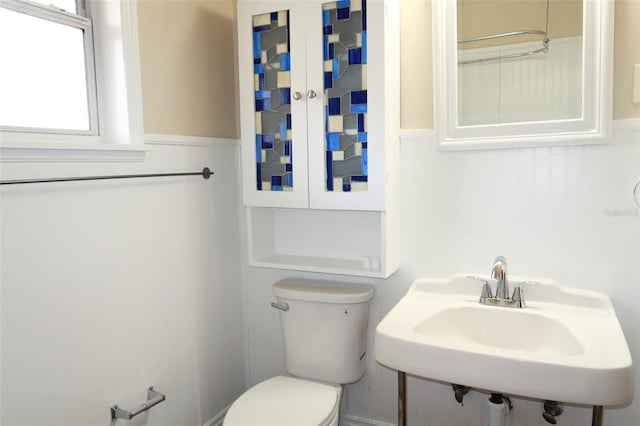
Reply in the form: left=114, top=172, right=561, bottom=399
left=398, top=371, right=406, bottom=426
left=591, top=406, right=603, bottom=426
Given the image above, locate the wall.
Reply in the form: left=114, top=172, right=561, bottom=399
left=137, top=0, right=239, bottom=139
left=458, top=0, right=583, bottom=47
left=242, top=1, right=640, bottom=426
left=1, top=1, right=245, bottom=425
left=0, top=139, right=245, bottom=426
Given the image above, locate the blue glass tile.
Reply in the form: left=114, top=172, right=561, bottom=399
left=328, top=43, right=335, bottom=59
left=352, top=175, right=368, bottom=182
left=255, top=98, right=271, bottom=111
left=272, top=186, right=283, bottom=191
left=324, top=72, right=333, bottom=89
left=284, top=140, right=291, bottom=156
left=351, top=90, right=367, bottom=104
left=337, top=7, right=350, bottom=19
left=255, top=90, right=271, bottom=100
left=362, top=148, right=368, bottom=175
left=258, top=73, right=265, bottom=90
left=325, top=106, right=328, bottom=131
left=362, top=142, right=368, bottom=149
left=323, top=25, right=333, bottom=35
left=323, top=36, right=329, bottom=60
left=332, top=58, right=340, bottom=79
left=260, top=139, right=272, bottom=151
left=285, top=163, right=293, bottom=172
left=280, top=52, right=290, bottom=70
left=270, top=12, right=278, bottom=21
left=358, top=132, right=367, bottom=141
left=280, top=88, right=291, bottom=104
left=284, top=173, right=293, bottom=187
left=343, top=184, right=351, bottom=192
left=286, top=11, right=290, bottom=52
left=348, top=48, right=362, bottom=65
left=323, top=10, right=330, bottom=25
left=253, top=33, right=261, bottom=58
left=256, top=164, right=262, bottom=190
left=326, top=151, right=334, bottom=191
left=362, top=31, right=367, bottom=63
left=350, top=104, right=367, bottom=113
left=254, top=64, right=265, bottom=73
left=328, top=97, right=341, bottom=115
left=362, top=0, right=367, bottom=30
left=254, top=58, right=261, bottom=65
left=286, top=113, right=292, bottom=129
left=326, top=133, right=340, bottom=151
left=358, top=113, right=365, bottom=131
left=271, top=175, right=282, bottom=187
left=255, top=135, right=262, bottom=162
left=253, top=24, right=271, bottom=32
left=280, top=121, right=287, bottom=141
left=337, top=0, right=350, bottom=7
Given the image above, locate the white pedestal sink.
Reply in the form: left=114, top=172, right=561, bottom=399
left=374, top=275, right=633, bottom=419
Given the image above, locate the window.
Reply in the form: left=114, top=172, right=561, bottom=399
left=0, top=0, right=98, bottom=134
left=0, top=0, right=145, bottom=157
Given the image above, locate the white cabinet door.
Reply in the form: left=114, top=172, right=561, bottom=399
left=306, top=0, right=391, bottom=211
left=238, top=2, right=310, bottom=208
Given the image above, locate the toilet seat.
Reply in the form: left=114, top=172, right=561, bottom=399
left=223, top=376, right=341, bottom=426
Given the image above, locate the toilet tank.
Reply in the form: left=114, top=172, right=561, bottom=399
left=273, top=279, right=375, bottom=384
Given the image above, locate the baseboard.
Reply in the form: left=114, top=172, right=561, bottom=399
left=341, top=413, right=395, bottom=426
left=203, top=404, right=231, bottom=426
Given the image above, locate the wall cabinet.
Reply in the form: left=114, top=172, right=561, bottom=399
left=237, top=0, right=399, bottom=277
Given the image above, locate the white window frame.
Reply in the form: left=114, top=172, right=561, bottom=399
left=0, top=0, right=148, bottom=161
left=0, top=0, right=100, bottom=136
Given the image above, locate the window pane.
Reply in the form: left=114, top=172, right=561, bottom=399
left=29, top=0, right=78, bottom=14
left=0, top=8, right=90, bottom=131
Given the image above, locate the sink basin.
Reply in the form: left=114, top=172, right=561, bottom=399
left=374, top=276, right=633, bottom=406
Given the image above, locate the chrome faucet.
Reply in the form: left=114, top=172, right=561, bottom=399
left=477, top=256, right=525, bottom=308
left=491, top=256, right=509, bottom=300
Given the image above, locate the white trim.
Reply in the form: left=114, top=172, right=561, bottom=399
left=398, top=118, right=639, bottom=147
left=341, top=413, right=395, bottom=426
left=203, top=404, right=231, bottom=426
left=145, top=134, right=240, bottom=147
left=0, top=141, right=149, bottom=163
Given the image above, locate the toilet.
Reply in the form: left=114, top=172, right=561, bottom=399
left=224, top=278, right=375, bottom=426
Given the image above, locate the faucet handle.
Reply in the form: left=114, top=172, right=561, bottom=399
left=480, top=282, right=493, bottom=302
left=512, top=285, right=525, bottom=308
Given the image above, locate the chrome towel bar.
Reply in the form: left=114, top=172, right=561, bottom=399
left=111, top=386, right=166, bottom=421
left=0, top=167, right=212, bottom=186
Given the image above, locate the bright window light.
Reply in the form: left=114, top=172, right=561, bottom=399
left=0, top=3, right=94, bottom=133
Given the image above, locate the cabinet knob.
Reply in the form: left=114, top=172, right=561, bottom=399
left=307, top=90, right=317, bottom=99
left=292, top=91, right=302, bottom=101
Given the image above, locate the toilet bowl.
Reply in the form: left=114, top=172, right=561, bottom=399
left=223, top=376, right=342, bottom=426
left=223, top=279, right=374, bottom=426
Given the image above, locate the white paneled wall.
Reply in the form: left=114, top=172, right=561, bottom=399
left=242, top=121, right=640, bottom=426
left=459, top=37, right=583, bottom=125
left=0, top=138, right=244, bottom=426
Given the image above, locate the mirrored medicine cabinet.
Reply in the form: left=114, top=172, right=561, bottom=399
left=432, top=0, right=614, bottom=150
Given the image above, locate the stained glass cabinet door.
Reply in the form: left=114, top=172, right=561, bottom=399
left=306, top=0, right=390, bottom=211
left=238, top=2, right=310, bottom=208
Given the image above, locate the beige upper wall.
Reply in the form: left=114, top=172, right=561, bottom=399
left=137, top=0, right=239, bottom=138
left=458, top=0, right=582, bottom=48
left=137, top=0, right=639, bottom=137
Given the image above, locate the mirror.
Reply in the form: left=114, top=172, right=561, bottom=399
left=432, top=0, right=614, bottom=150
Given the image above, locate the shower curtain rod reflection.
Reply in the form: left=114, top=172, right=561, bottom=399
left=0, top=167, right=213, bottom=186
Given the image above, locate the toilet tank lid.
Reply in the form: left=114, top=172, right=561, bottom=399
left=273, top=279, right=374, bottom=303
